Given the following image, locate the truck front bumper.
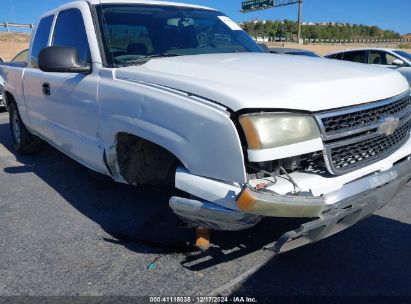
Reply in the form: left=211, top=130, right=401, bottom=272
left=170, top=155, right=411, bottom=252
left=236, top=155, right=411, bottom=219
left=265, top=156, right=411, bottom=253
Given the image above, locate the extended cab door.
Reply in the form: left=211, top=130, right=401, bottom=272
left=22, top=15, right=54, bottom=134
left=24, top=7, right=107, bottom=174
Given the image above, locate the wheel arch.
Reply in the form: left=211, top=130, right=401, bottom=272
left=4, top=90, right=16, bottom=109
left=105, top=131, right=187, bottom=186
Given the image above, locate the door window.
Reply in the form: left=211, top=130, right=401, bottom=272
left=52, top=9, right=90, bottom=66
left=31, top=15, right=54, bottom=68
left=369, top=50, right=397, bottom=65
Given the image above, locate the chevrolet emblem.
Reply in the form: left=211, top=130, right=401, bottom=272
left=378, top=116, right=400, bottom=136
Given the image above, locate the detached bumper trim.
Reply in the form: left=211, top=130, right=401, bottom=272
left=237, top=187, right=325, bottom=218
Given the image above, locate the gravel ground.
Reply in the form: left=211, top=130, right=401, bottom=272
left=1, top=110, right=411, bottom=298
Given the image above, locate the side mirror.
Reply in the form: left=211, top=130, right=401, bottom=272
left=392, top=59, right=405, bottom=66
left=38, top=47, right=91, bottom=74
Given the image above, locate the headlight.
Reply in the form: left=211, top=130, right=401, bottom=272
left=239, top=113, right=321, bottom=150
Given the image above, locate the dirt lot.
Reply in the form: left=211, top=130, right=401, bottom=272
left=0, top=33, right=30, bottom=61
left=0, top=42, right=29, bottom=61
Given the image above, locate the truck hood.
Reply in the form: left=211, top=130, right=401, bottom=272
left=115, top=53, right=409, bottom=112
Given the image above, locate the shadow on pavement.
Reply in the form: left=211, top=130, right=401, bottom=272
left=230, top=215, right=411, bottom=297
left=0, top=119, right=305, bottom=270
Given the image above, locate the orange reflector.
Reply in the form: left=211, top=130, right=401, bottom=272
left=237, top=188, right=257, bottom=212
left=239, top=116, right=262, bottom=150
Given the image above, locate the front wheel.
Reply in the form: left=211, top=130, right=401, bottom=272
left=9, top=102, right=42, bottom=154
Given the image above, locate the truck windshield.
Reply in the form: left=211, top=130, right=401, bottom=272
left=95, top=4, right=262, bottom=67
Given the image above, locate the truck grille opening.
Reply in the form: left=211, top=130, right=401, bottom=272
left=316, top=92, right=411, bottom=175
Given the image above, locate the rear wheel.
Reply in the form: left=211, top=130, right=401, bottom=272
left=9, top=102, right=42, bottom=154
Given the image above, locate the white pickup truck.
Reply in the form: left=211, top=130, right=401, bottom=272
left=2, top=0, right=411, bottom=253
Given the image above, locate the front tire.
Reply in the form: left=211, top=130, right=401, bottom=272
left=9, top=102, right=42, bottom=154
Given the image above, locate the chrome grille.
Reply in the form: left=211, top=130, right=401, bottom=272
left=328, top=121, right=410, bottom=174
left=321, top=96, right=410, bottom=137
left=315, top=92, right=411, bottom=175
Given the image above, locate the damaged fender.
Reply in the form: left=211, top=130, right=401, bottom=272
left=97, top=70, right=247, bottom=184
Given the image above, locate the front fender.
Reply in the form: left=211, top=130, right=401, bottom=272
left=98, top=71, right=247, bottom=184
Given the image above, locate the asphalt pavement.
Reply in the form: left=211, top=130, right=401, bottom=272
left=1, top=110, right=411, bottom=298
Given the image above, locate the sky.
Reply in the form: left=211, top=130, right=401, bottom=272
left=0, top=0, right=410, bottom=35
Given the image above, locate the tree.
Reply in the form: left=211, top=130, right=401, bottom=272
left=240, top=20, right=400, bottom=41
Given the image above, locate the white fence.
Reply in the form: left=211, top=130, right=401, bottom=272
left=254, top=36, right=411, bottom=44
left=0, top=22, right=33, bottom=32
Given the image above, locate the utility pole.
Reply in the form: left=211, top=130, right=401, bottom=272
left=297, top=0, right=303, bottom=44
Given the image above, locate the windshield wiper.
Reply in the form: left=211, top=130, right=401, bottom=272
left=122, top=53, right=183, bottom=65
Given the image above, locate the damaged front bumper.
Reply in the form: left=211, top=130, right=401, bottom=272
left=266, top=156, right=411, bottom=253
left=170, top=155, right=411, bottom=252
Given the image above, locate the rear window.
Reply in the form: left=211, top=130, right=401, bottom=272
left=31, top=15, right=54, bottom=68
left=342, top=50, right=367, bottom=63
left=103, top=24, right=154, bottom=54
left=326, top=53, right=343, bottom=60
left=335, top=53, right=343, bottom=60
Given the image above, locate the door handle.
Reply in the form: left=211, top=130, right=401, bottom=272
left=42, top=83, right=50, bottom=96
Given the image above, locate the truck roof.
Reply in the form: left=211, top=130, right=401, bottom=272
left=84, top=0, right=215, bottom=10
left=38, top=0, right=216, bottom=24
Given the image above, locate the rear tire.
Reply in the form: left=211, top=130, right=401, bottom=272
left=9, top=102, right=42, bottom=154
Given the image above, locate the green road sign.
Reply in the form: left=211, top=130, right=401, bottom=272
left=241, top=0, right=274, bottom=12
